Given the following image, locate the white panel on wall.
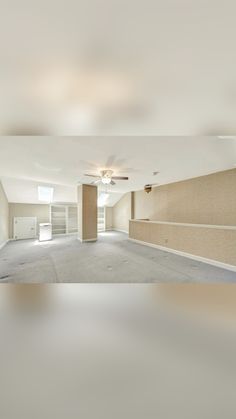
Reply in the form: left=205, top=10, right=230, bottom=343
left=13, top=217, right=36, bottom=240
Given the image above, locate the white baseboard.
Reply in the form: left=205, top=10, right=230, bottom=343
left=129, top=238, right=236, bottom=272
left=52, top=232, right=78, bottom=237
left=0, top=239, right=9, bottom=250
left=112, top=229, right=128, bottom=234
left=101, top=228, right=128, bottom=234
left=77, top=237, right=97, bottom=242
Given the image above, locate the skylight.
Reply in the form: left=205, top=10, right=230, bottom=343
left=38, top=186, right=54, bottom=202
left=98, top=192, right=109, bottom=207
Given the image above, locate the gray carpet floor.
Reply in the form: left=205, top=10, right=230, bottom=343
left=0, top=231, right=235, bottom=283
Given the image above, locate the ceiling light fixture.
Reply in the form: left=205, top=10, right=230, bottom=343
left=101, top=176, right=112, bottom=184
left=101, top=169, right=113, bottom=184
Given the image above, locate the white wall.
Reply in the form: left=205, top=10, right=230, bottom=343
left=112, top=193, right=131, bottom=233
left=105, top=207, right=113, bottom=230
left=0, top=182, right=9, bottom=248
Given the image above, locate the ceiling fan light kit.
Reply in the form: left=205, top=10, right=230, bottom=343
left=84, top=169, right=129, bottom=186
left=102, top=177, right=111, bottom=184
left=101, top=169, right=113, bottom=184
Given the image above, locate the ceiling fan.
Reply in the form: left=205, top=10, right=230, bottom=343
left=84, top=169, right=129, bottom=185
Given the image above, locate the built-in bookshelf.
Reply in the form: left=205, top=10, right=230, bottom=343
left=50, top=205, right=78, bottom=235
left=98, top=206, right=105, bottom=232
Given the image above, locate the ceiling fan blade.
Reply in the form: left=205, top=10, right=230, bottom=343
left=112, top=176, right=129, bottom=180
left=84, top=173, right=100, bottom=178
left=91, top=179, right=101, bottom=185
left=110, top=180, right=116, bottom=185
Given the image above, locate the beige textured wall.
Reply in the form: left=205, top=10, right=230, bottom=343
left=105, top=207, right=113, bottom=230
left=112, top=192, right=131, bottom=233
left=0, top=182, right=9, bottom=247
left=78, top=184, right=97, bottom=241
left=130, top=221, right=236, bottom=266
left=134, top=169, right=236, bottom=226
left=9, top=203, right=50, bottom=238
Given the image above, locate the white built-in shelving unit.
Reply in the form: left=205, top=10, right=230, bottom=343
left=98, top=207, right=105, bottom=232
left=50, top=205, right=78, bottom=235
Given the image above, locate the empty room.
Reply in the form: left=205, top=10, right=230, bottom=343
left=2, top=1, right=236, bottom=419
left=0, top=136, right=235, bottom=282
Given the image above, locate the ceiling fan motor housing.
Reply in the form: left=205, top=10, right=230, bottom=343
left=101, top=169, right=113, bottom=178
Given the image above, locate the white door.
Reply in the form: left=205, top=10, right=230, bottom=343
left=13, top=217, right=37, bottom=240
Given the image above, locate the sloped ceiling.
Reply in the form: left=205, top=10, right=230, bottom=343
left=0, top=136, right=235, bottom=205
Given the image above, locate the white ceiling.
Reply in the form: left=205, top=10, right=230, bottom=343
left=0, top=136, right=236, bottom=205
left=0, top=0, right=236, bottom=135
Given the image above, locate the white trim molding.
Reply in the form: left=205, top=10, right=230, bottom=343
left=52, top=232, right=78, bottom=237
left=0, top=240, right=9, bottom=250
left=112, top=229, right=129, bottom=234
left=129, top=238, right=236, bottom=272
left=130, top=219, right=236, bottom=231
left=100, top=228, right=128, bottom=234
left=77, top=237, right=97, bottom=242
